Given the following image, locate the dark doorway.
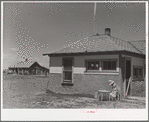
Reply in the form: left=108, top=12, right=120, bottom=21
left=16, top=68, right=18, bottom=74
left=126, top=60, right=131, bottom=95
left=63, top=58, right=73, bottom=82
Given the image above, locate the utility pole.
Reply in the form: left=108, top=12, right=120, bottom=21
left=93, top=2, right=97, bottom=35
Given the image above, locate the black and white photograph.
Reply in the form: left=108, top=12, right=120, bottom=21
left=1, top=1, right=148, bottom=121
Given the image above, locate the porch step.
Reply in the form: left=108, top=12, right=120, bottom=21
left=126, top=96, right=146, bottom=101
left=121, top=96, right=146, bottom=105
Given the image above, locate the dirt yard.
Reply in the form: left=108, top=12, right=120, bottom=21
left=3, top=74, right=145, bottom=109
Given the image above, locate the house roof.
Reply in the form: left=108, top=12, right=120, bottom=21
left=129, top=40, right=145, bottom=54
left=9, top=61, right=49, bottom=70
left=43, top=35, right=144, bottom=56
left=29, top=62, right=49, bottom=70
left=15, top=63, right=31, bottom=68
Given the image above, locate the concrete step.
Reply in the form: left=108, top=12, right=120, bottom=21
left=126, top=96, right=145, bottom=101
left=121, top=96, right=146, bottom=105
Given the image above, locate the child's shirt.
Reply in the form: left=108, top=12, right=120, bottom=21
left=110, top=83, right=120, bottom=97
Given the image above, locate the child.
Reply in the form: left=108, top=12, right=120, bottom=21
left=109, top=80, right=120, bottom=100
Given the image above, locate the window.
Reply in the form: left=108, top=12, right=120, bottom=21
left=102, top=61, right=116, bottom=70
left=88, top=61, right=99, bottom=70
left=62, top=58, right=73, bottom=86
left=133, top=68, right=138, bottom=77
left=85, top=59, right=117, bottom=72
left=133, top=66, right=143, bottom=78
left=138, top=68, right=143, bottom=76
left=63, top=71, right=72, bottom=81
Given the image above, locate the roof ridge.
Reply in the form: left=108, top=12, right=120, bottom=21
left=128, top=42, right=144, bottom=54
left=130, top=40, right=145, bottom=42
left=107, top=36, right=122, bottom=50
left=51, top=46, right=70, bottom=54
left=109, top=36, right=130, bottom=50
left=109, top=36, right=142, bottom=53
left=110, top=36, right=129, bottom=43
left=43, top=35, right=144, bottom=55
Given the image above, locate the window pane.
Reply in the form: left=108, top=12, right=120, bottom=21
left=111, top=61, right=116, bottom=70
left=133, top=67, right=143, bottom=78
left=88, top=61, right=99, bottom=70
left=133, top=68, right=136, bottom=76
left=103, top=61, right=108, bottom=70
left=103, top=61, right=116, bottom=70
left=108, top=62, right=111, bottom=69
left=136, top=68, right=138, bottom=77
left=133, top=68, right=138, bottom=77
left=95, top=63, right=99, bottom=68
left=138, top=68, right=143, bottom=77
left=64, top=71, right=72, bottom=81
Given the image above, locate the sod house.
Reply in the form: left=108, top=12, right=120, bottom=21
left=43, top=28, right=145, bottom=98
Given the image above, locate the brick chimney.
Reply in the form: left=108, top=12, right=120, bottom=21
left=105, top=28, right=111, bottom=36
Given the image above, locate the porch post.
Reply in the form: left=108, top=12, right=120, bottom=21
left=61, top=66, right=63, bottom=84
left=119, top=54, right=126, bottom=99
left=124, top=79, right=126, bottom=97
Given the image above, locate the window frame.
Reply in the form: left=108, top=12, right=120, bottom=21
left=62, top=57, right=74, bottom=86
left=101, top=59, right=117, bottom=71
left=133, top=66, right=144, bottom=79
left=86, top=60, right=100, bottom=71
left=85, top=59, right=118, bottom=73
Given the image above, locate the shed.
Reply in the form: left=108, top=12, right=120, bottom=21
left=8, top=61, right=49, bottom=76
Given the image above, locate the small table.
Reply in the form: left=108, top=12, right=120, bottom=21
left=98, top=90, right=111, bottom=101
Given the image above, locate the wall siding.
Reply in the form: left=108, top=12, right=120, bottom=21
left=131, top=57, right=145, bottom=66
left=83, top=55, right=119, bottom=60
left=48, top=54, right=123, bottom=97
left=50, top=55, right=119, bottom=74
left=50, top=67, right=62, bottom=73
left=74, top=57, right=84, bottom=67
left=50, top=57, right=62, bottom=67
left=47, top=73, right=122, bottom=96
left=48, top=54, right=145, bottom=98
left=73, top=67, right=85, bottom=74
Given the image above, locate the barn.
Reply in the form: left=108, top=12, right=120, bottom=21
left=43, top=28, right=145, bottom=99
left=8, top=61, right=49, bottom=76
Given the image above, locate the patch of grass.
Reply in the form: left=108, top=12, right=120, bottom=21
left=46, top=89, right=94, bottom=98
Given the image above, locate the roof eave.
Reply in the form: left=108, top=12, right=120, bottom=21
left=43, top=50, right=145, bottom=58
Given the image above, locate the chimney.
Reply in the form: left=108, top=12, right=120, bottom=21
left=105, top=28, right=111, bottom=36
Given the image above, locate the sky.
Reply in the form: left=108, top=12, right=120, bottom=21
left=2, top=2, right=146, bottom=69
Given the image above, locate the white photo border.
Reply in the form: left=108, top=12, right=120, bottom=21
left=1, top=1, right=148, bottom=121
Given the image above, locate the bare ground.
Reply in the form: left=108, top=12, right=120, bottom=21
left=3, top=74, right=145, bottom=109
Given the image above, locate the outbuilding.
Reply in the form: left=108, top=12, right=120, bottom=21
left=8, top=61, right=49, bottom=76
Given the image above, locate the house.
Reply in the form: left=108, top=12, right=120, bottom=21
left=129, top=40, right=145, bottom=54
left=43, top=28, right=145, bottom=99
left=8, top=64, right=30, bottom=75
left=8, top=61, right=49, bottom=76
left=29, top=62, right=49, bottom=76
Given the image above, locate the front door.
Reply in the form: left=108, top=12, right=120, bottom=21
left=126, top=60, right=131, bottom=95
left=63, top=58, right=73, bottom=83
